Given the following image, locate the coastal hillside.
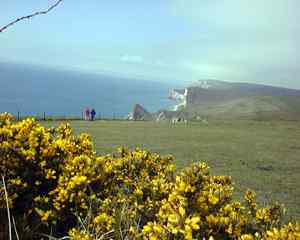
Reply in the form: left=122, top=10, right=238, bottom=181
left=169, top=80, right=300, bottom=120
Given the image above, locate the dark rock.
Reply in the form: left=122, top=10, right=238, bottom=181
left=127, top=104, right=152, bottom=121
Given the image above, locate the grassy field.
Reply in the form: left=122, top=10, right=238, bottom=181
left=44, top=119, right=300, bottom=220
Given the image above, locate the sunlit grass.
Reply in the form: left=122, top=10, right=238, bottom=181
left=43, top=119, right=300, bottom=221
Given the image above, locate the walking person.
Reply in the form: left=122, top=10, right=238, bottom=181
left=91, top=108, right=96, bottom=121
left=85, top=107, right=90, bottom=120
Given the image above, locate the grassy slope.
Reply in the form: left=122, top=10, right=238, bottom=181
left=44, top=120, right=300, bottom=220
left=189, top=95, right=300, bottom=120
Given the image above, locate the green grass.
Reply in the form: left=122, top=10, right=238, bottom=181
left=43, top=119, right=300, bottom=221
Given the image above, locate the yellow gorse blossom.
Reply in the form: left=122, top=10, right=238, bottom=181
left=262, top=223, right=300, bottom=240
left=0, top=113, right=298, bottom=239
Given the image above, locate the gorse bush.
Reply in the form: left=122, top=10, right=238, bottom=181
left=0, top=112, right=299, bottom=239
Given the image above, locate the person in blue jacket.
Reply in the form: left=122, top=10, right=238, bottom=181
left=91, top=108, right=96, bottom=121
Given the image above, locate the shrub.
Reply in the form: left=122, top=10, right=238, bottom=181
left=0, top=113, right=299, bottom=239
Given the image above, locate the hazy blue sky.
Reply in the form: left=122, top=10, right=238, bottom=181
left=0, top=0, right=299, bottom=88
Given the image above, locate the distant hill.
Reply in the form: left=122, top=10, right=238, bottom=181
left=169, top=80, right=300, bottom=120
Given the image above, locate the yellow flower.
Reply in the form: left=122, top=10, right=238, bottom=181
left=178, top=206, right=186, bottom=217
left=135, top=186, right=143, bottom=196
left=208, top=194, right=219, bottom=205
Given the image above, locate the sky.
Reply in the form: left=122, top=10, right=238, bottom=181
left=0, top=0, right=299, bottom=88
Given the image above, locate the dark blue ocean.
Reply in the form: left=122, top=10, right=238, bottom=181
left=0, top=62, right=177, bottom=118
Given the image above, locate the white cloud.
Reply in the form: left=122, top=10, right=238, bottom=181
left=120, top=55, right=144, bottom=63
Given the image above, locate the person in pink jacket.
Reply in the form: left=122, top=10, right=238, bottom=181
left=85, top=107, right=90, bottom=120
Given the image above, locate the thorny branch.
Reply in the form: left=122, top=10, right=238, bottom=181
left=0, top=0, right=63, bottom=33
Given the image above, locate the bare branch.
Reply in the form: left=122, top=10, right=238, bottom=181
left=2, top=175, right=12, bottom=240
left=0, top=0, right=63, bottom=33
left=12, top=216, right=20, bottom=240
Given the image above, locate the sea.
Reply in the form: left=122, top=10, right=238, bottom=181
left=0, top=62, right=177, bottom=118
